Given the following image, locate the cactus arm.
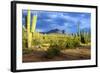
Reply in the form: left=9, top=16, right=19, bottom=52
left=31, top=15, right=37, bottom=33
left=27, top=10, right=30, bottom=33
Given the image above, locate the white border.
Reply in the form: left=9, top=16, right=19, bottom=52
left=16, top=4, right=96, bottom=70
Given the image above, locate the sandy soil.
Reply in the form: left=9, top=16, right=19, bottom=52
left=22, top=46, right=91, bottom=63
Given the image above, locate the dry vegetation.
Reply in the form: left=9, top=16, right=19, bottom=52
left=22, top=29, right=91, bottom=62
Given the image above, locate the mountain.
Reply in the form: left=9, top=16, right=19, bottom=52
left=39, top=28, right=91, bottom=34
left=40, top=29, right=64, bottom=34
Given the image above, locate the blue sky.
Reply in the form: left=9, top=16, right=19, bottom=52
left=22, top=10, right=91, bottom=34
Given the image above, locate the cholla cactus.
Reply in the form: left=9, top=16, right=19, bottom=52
left=27, top=10, right=37, bottom=48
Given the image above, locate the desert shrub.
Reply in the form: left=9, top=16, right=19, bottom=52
left=80, top=33, right=89, bottom=44
left=65, top=38, right=74, bottom=48
left=26, top=32, right=82, bottom=49
left=32, top=39, right=41, bottom=46
left=23, top=49, right=33, bottom=55
left=45, top=45, right=61, bottom=58
left=22, top=28, right=27, bottom=49
left=73, top=37, right=80, bottom=47
left=22, top=39, right=28, bottom=49
left=65, top=36, right=80, bottom=48
left=56, top=39, right=67, bottom=49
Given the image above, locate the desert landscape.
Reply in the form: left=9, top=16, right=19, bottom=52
left=22, top=10, right=91, bottom=63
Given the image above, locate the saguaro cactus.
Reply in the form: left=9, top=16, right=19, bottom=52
left=31, top=14, right=37, bottom=33
left=27, top=10, right=31, bottom=48
left=27, top=10, right=37, bottom=48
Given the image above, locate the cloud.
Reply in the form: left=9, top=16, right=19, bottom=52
left=22, top=10, right=91, bottom=33
left=80, top=18, right=90, bottom=29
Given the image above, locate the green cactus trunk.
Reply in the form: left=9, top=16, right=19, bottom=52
left=31, top=15, right=37, bottom=33
left=77, top=21, right=80, bottom=36
left=27, top=10, right=31, bottom=48
left=27, top=10, right=37, bottom=48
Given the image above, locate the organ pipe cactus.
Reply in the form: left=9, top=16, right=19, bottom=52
left=77, top=21, right=80, bottom=36
left=27, top=10, right=37, bottom=48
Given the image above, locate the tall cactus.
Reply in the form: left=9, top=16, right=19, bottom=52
left=77, top=21, right=80, bottom=36
left=27, top=10, right=37, bottom=48
left=27, top=10, right=31, bottom=48
left=31, top=14, right=37, bottom=33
